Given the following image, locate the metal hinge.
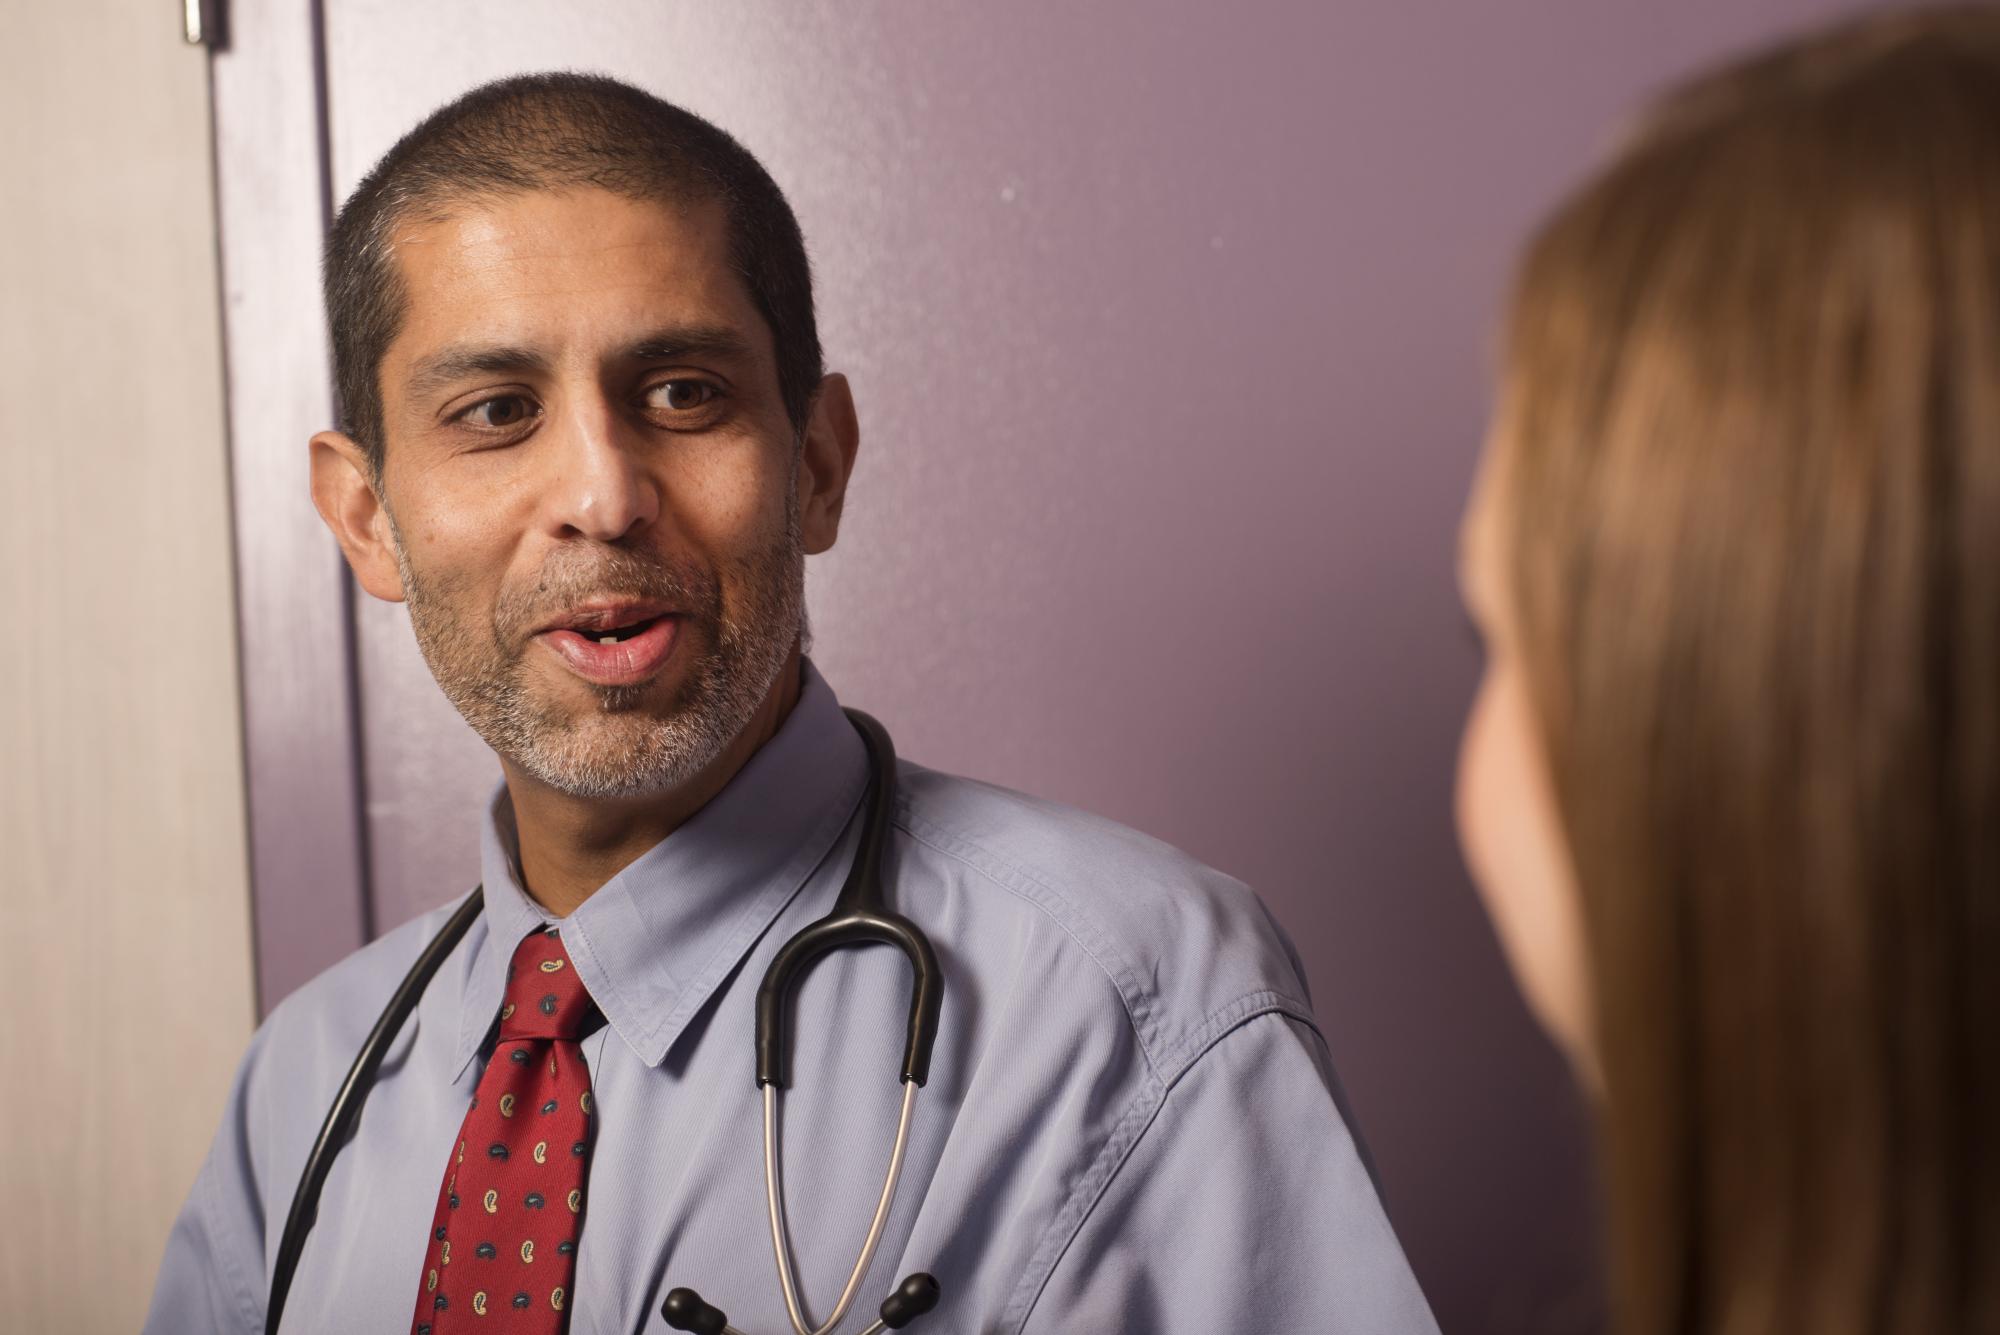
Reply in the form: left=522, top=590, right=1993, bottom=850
left=182, top=0, right=227, bottom=48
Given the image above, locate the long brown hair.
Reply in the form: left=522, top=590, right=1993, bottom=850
left=1493, top=10, right=2000, bottom=1333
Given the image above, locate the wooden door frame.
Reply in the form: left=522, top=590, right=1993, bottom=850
left=209, top=0, right=371, bottom=1012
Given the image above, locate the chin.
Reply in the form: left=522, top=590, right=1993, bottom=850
left=510, top=705, right=719, bottom=800
left=530, top=650, right=694, bottom=719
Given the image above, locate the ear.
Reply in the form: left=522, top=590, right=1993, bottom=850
left=309, top=431, right=407, bottom=603
left=797, top=373, right=860, bottom=556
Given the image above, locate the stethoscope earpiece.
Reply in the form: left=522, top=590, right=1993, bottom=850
left=878, top=1272, right=940, bottom=1329
left=662, top=1287, right=731, bottom=1334
left=664, top=1271, right=938, bottom=1335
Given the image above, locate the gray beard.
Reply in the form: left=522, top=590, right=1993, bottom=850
left=391, top=498, right=805, bottom=801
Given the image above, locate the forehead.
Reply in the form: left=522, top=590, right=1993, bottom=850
left=381, top=189, right=765, bottom=372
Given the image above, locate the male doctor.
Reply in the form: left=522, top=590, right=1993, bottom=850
left=146, top=74, right=1436, bottom=1334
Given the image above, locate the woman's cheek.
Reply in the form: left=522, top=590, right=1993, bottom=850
left=1457, top=658, right=1596, bottom=1080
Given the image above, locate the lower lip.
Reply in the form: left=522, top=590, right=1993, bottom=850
left=537, top=617, right=681, bottom=687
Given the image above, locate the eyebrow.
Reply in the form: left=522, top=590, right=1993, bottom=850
left=403, top=324, right=759, bottom=402
left=626, top=325, right=756, bottom=365
left=404, top=345, right=549, bottom=402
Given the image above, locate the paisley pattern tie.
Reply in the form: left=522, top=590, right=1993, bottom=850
left=410, top=928, right=595, bottom=1332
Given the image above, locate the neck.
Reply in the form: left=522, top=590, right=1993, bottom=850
left=501, top=651, right=805, bottom=916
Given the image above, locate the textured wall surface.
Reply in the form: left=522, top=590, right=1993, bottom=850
left=292, top=3, right=1904, bottom=1329
left=0, top=4, right=255, bottom=1329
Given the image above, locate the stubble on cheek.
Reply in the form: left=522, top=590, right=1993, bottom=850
left=386, top=497, right=805, bottom=799
left=398, top=537, right=715, bottom=723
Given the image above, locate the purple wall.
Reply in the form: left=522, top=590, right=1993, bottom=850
left=223, top=2, right=1913, bottom=1330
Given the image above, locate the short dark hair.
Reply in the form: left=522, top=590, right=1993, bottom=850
left=324, top=72, right=823, bottom=475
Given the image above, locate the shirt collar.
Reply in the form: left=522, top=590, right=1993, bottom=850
left=453, top=660, right=868, bottom=1078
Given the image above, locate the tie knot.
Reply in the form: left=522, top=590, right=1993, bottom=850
left=498, top=928, right=593, bottom=1040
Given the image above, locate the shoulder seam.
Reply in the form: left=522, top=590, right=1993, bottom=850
left=891, top=800, right=1163, bottom=1078
left=196, top=1131, right=266, bottom=1331
left=891, top=798, right=1318, bottom=1082
left=998, top=1000, right=1316, bottom=1334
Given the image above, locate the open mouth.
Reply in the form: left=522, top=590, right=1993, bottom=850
left=575, top=613, right=664, bottom=645
left=539, top=603, right=683, bottom=686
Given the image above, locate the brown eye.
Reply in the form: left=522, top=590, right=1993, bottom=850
left=464, top=395, right=534, bottom=428
left=649, top=380, right=717, bottom=412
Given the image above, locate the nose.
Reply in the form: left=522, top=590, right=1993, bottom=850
left=541, top=395, right=660, bottom=543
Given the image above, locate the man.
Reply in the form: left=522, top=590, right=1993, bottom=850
left=146, top=74, right=1436, bottom=1334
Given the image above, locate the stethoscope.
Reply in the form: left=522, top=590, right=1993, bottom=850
left=267, top=709, right=945, bottom=1335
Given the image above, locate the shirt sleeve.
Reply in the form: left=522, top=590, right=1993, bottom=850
left=143, top=1026, right=271, bottom=1335
left=1018, top=1011, right=1439, bottom=1334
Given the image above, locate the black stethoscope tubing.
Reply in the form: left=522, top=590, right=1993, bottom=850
left=266, top=709, right=943, bottom=1334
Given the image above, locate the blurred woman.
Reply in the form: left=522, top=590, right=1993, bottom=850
left=1457, top=9, right=2000, bottom=1333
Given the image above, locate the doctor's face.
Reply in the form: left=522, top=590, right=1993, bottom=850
left=313, top=189, right=835, bottom=799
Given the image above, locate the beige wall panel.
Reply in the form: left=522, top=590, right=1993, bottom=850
left=0, top=2, right=256, bottom=1331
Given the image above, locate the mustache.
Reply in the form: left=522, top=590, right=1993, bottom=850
left=493, top=545, right=719, bottom=645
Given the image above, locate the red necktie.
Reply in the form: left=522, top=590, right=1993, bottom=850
left=410, top=928, right=595, bottom=1333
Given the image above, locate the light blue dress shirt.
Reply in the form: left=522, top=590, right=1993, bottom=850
left=146, top=664, right=1438, bottom=1333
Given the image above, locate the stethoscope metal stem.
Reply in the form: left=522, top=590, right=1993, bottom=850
left=765, top=1079, right=922, bottom=1335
